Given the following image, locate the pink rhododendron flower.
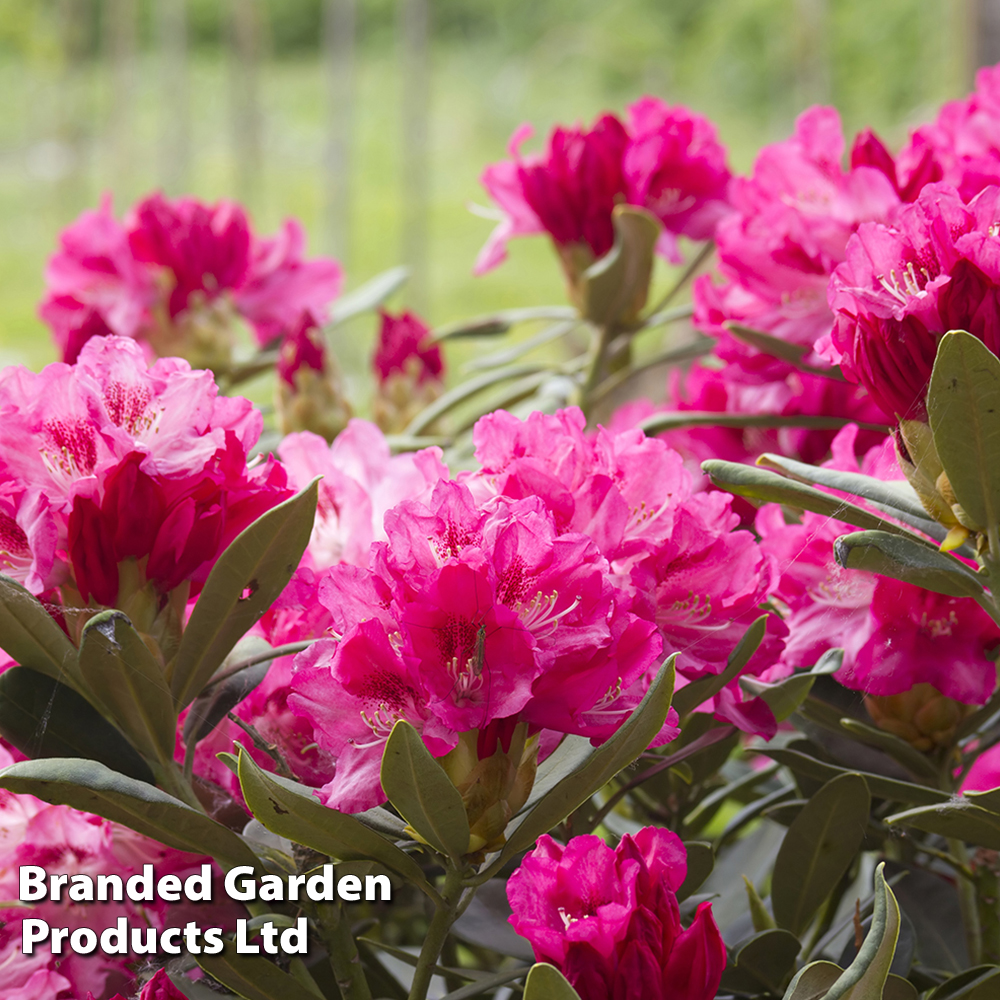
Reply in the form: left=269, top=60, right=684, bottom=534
left=40, top=193, right=342, bottom=365
left=693, top=106, right=899, bottom=360
left=758, top=426, right=1000, bottom=704
left=373, top=309, right=444, bottom=385
left=279, top=418, right=447, bottom=569
left=0, top=743, right=225, bottom=1000
left=507, top=829, right=726, bottom=1000
left=465, top=407, right=785, bottom=736
left=475, top=99, right=730, bottom=274
left=961, top=742, right=1000, bottom=794
left=289, top=478, right=670, bottom=812
left=826, top=182, right=1000, bottom=420
left=0, top=336, right=289, bottom=602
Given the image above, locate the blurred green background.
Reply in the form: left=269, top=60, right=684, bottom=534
left=0, top=0, right=975, bottom=373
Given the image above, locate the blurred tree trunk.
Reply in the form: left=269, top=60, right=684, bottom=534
left=399, top=0, right=431, bottom=311
left=104, top=0, right=137, bottom=198
left=228, top=0, right=264, bottom=206
left=323, top=0, right=356, bottom=263
left=793, top=0, right=830, bottom=109
left=56, top=0, right=92, bottom=218
left=154, top=0, right=190, bottom=193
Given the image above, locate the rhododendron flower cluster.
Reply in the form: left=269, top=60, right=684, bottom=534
left=0, top=745, right=224, bottom=1000
left=757, top=427, right=1000, bottom=707
left=475, top=97, right=731, bottom=278
left=464, top=407, right=786, bottom=736
left=289, top=475, right=673, bottom=819
left=826, top=182, right=1000, bottom=420
left=40, top=192, right=342, bottom=370
left=507, top=828, right=726, bottom=1000
left=0, top=336, right=289, bottom=610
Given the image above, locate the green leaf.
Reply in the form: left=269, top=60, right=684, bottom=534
left=476, top=656, right=675, bottom=882
left=733, top=928, right=801, bottom=992
left=380, top=720, right=470, bottom=861
left=702, top=462, right=932, bottom=543
left=831, top=863, right=902, bottom=1000
left=741, top=672, right=816, bottom=722
left=834, top=530, right=987, bottom=601
left=523, top=963, right=582, bottom=1000
left=169, top=480, right=319, bottom=710
left=0, top=574, right=83, bottom=690
left=836, top=718, right=940, bottom=782
left=772, top=773, right=871, bottom=937
left=927, top=965, right=1000, bottom=999
left=644, top=413, right=888, bottom=434
left=78, top=611, right=175, bottom=765
left=928, top=330, right=1000, bottom=533
left=580, top=205, right=660, bottom=327
left=782, top=961, right=843, bottom=1000
left=744, top=874, right=777, bottom=931
left=327, top=265, right=409, bottom=326
left=0, top=667, right=154, bottom=784
left=437, top=968, right=533, bottom=1000
left=672, top=616, right=767, bottom=717
left=677, top=841, right=714, bottom=901
left=237, top=751, right=439, bottom=901
left=755, top=748, right=950, bottom=807
left=0, top=757, right=260, bottom=871
left=198, top=943, right=322, bottom=1000
left=965, top=787, right=1000, bottom=813
left=432, top=306, right=576, bottom=341
left=884, top=975, right=919, bottom=1000
left=886, top=800, right=1000, bottom=849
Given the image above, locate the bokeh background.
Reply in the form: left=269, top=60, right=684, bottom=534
left=0, top=0, right=989, bottom=372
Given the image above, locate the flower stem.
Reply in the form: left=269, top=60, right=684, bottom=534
left=408, top=866, right=464, bottom=1000
left=314, top=902, right=372, bottom=1000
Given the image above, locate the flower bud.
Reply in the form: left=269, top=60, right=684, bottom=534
left=865, top=682, right=976, bottom=751
left=372, top=310, right=444, bottom=434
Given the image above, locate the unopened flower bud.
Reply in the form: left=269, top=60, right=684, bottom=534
left=372, top=310, right=444, bottom=433
left=865, top=683, right=976, bottom=752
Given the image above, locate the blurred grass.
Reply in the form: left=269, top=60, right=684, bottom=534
left=0, top=0, right=965, bottom=381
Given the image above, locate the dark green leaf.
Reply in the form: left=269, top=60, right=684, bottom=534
left=198, top=942, right=322, bottom=1000
left=0, top=667, right=153, bottom=783
left=672, top=616, right=767, bottom=717
left=476, top=657, right=675, bottom=881
left=928, top=330, right=1000, bottom=533
left=927, top=965, right=1000, bottom=999
left=725, top=322, right=810, bottom=364
left=0, top=757, right=260, bottom=870
left=741, top=672, right=816, bottom=722
left=643, top=413, right=888, bottom=433
left=78, top=610, right=175, bottom=765
left=380, top=720, right=470, bottom=861
left=0, top=574, right=83, bottom=690
left=734, top=928, right=801, bottom=991
left=884, top=975, right=920, bottom=1000
left=438, top=967, right=532, bottom=1000
left=523, top=963, right=581, bottom=1000
left=772, top=774, right=871, bottom=937
left=754, top=748, right=949, bottom=807
left=702, top=463, right=931, bottom=542
left=328, top=265, right=409, bottom=326
left=886, top=801, right=1000, bottom=850
left=837, top=718, right=940, bottom=782
left=170, top=480, right=319, bottom=709
left=237, top=750, right=439, bottom=900
left=677, top=842, right=714, bottom=901
left=834, top=530, right=986, bottom=601
left=432, top=306, right=576, bottom=342
left=782, top=961, right=843, bottom=1000
left=964, top=787, right=1000, bottom=813
left=744, top=874, right=777, bottom=932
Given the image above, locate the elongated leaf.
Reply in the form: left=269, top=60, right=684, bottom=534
left=830, top=863, right=901, bottom=1000
left=0, top=667, right=153, bottom=784
left=672, top=616, right=767, bottom=716
left=0, top=574, right=82, bottom=689
left=523, top=963, right=581, bottom=1000
left=837, top=718, right=940, bottom=782
left=581, top=205, right=660, bottom=327
left=756, top=748, right=949, bottom=806
left=237, top=751, right=438, bottom=900
left=432, top=306, right=576, bottom=342
left=328, top=265, right=409, bottom=326
left=78, top=611, right=175, bottom=765
left=644, top=413, right=888, bottom=434
left=477, top=657, right=675, bottom=881
left=702, top=462, right=933, bottom=543
left=726, top=322, right=810, bottom=364
left=0, top=757, right=259, bottom=870
left=772, top=773, right=871, bottom=936
left=464, top=320, right=578, bottom=371
left=170, top=480, right=319, bottom=709
left=678, top=842, right=714, bottom=901
left=927, top=965, right=1000, bottom=999
left=380, top=720, right=470, bottom=861
left=198, top=943, right=321, bottom=1000
left=734, top=929, right=801, bottom=991
left=834, top=530, right=987, bottom=600
left=782, top=961, right=843, bottom=1000
left=886, top=800, right=1000, bottom=849
left=928, top=330, right=1000, bottom=533
left=741, top=673, right=816, bottom=722
left=439, top=967, right=532, bottom=1000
